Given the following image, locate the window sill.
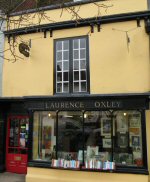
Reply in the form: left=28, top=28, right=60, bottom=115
left=28, top=161, right=149, bottom=175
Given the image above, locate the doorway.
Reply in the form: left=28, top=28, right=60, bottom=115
left=6, top=116, right=29, bottom=174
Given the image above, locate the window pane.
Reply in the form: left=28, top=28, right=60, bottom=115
left=80, top=49, right=86, bottom=59
left=63, top=72, right=69, bottom=81
left=74, top=82, right=79, bottom=92
left=56, top=41, right=62, bottom=50
left=58, top=111, right=83, bottom=163
left=63, top=83, right=69, bottom=92
left=113, top=111, right=143, bottom=167
left=73, top=39, right=79, bottom=49
left=84, top=111, right=112, bottom=167
left=80, top=60, right=86, bottom=69
left=56, top=52, right=62, bottom=61
left=74, top=71, right=79, bottom=81
left=80, top=38, right=86, bottom=48
left=63, top=51, right=69, bottom=60
left=57, top=62, right=62, bottom=71
left=32, top=111, right=56, bottom=163
left=81, top=71, right=86, bottom=80
left=63, top=41, right=69, bottom=50
left=63, top=61, right=69, bottom=71
left=57, top=72, right=62, bottom=82
left=81, top=82, right=86, bottom=92
left=74, top=50, right=79, bottom=59
left=57, top=83, right=62, bottom=93
left=74, top=60, right=79, bottom=70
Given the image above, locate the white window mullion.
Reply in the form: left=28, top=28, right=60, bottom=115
left=79, top=39, right=81, bottom=92
left=62, top=41, right=64, bottom=92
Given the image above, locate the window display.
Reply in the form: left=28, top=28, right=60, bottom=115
left=32, top=110, right=144, bottom=170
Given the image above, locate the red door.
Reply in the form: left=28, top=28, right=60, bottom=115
left=6, top=116, right=29, bottom=174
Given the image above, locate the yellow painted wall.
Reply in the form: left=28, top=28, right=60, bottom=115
left=8, top=0, right=147, bottom=30
left=26, top=167, right=149, bottom=182
left=3, top=20, right=150, bottom=96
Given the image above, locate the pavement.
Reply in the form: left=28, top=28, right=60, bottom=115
left=0, top=172, right=25, bottom=182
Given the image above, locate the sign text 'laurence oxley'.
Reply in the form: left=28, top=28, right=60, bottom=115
left=45, top=101, right=122, bottom=109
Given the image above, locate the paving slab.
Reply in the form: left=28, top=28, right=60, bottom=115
left=0, top=172, right=25, bottom=182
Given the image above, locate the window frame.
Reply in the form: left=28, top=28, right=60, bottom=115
left=54, top=36, right=90, bottom=95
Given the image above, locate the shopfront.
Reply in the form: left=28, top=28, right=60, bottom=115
left=24, top=94, right=149, bottom=182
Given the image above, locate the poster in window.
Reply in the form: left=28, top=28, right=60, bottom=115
left=42, top=126, right=51, bottom=149
left=116, top=115, right=128, bottom=133
left=131, top=135, right=140, bottom=147
left=129, top=117, right=140, bottom=128
left=101, top=118, right=111, bottom=136
left=103, top=138, right=111, bottom=148
left=117, top=133, right=128, bottom=148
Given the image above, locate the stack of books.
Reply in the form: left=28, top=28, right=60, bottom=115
left=51, top=159, right=80, bottom=169
left=103, top=161, right=115, bottom=170
left=85, top=159, right=103, bottom=169
left=83, top=160, right=115, bottom=170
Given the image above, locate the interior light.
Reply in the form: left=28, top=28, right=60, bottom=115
left=48, top=113, right=51, bottom=117
left=64, top=115, right=73, bottom=118
left=84, top=114, right=87, bottom=118
left=123, top=113, right=127, bottom=116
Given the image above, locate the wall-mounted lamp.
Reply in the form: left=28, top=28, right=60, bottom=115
left=19, top=42, right=30, bottom=57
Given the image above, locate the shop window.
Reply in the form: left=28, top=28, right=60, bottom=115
left=113, top=111, right=143, bottom=167
left=84, top=110, right=143, bottom=168
left=32, top=111, right=56, bottom=162
left=54, top=36, right=89, bottom=94
left=32, top=110, right=144, bottom=170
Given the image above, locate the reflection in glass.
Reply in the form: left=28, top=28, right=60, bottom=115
left=63, top=72, right=69, bottom=81
left=57, top=72, right=62, bottom=82
left=81, top=82, right=86, bottom=92
left=81, top=71, right=86, bottom=80
left=63, top=41, right=69, bottom=50
left=57, top=62, right=62, bottom=71
left=58, top=111, right=83, bottom=162
left=74, top=60, right=79, bottom=70
left=32, top=111, right=56, bottom=162
left=63, top=51, right=69, bottom=60
left=56, top=41, right=62, bottom=50
left=80, top=38, right=86, bottom=48
left=80, top=49, right=86, bottom=59
left=74, top=71, right=79, bottom=81
left=84, top=111, right=112, bottom=163
left=74, top=82, right=79, bottom=92
left=73, top=39, right=79, bottom=49
left=63, top=61, right=69, bottom=71
left=57, top=83, right=62, bottom=93
left=56, top=52, right=62, bottom=61
left=74, top=50, right=79, bottom=59
left=63, top=83, right=69, bottom=92
left=80, top=60, right=86, bottom=69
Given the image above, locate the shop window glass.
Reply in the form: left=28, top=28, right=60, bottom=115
left=32, top=110, right=144, bottom=170
left=84, top=111, right=112, bottom=169
left=32, top=111, right=56, bottom=162
left=113, top=111, right=143, bottom=167
left=57, top=111, right=83, bottom=163
left=83, top=110, right=143, bottom=168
